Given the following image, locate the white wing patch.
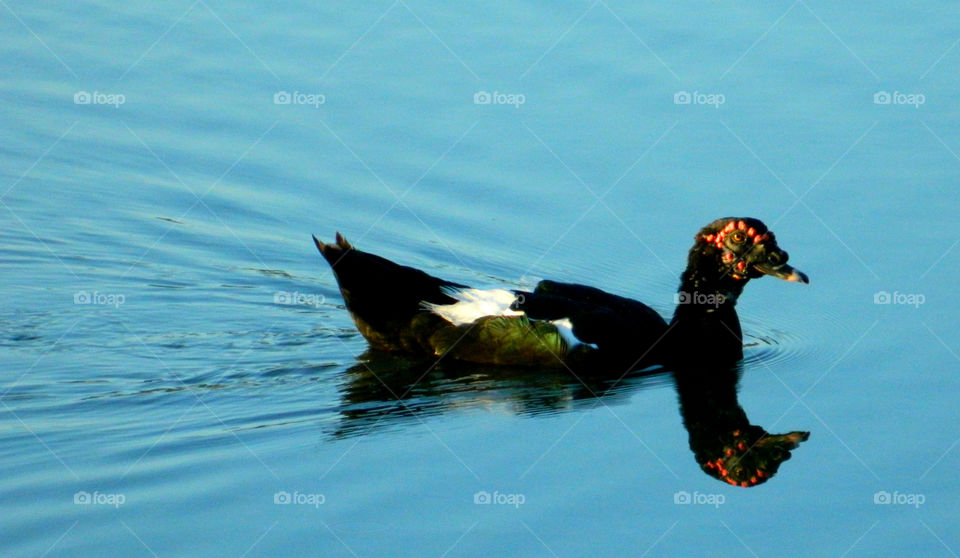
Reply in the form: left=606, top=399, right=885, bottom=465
left=424, top=288, right=524, bottom=325
left=551, top=318, right=588, bottom=349
left=423, top=289, right=594, bottom=349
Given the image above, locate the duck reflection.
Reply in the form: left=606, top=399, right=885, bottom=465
left=330, top=351, right=809, bottom=486
left=673, top=364, right=808, bottom=486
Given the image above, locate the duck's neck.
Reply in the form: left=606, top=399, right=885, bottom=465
left=667, top=266, right=749, bottom=363
left=672, top=263, right=747, bottom=312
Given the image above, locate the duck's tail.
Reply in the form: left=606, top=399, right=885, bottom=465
left=313, top=233, right=466, bottom=352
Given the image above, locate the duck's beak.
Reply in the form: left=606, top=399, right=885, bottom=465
left=754, top=262, right=809, bottom=284
left=755, top=431, right=810, bottom=449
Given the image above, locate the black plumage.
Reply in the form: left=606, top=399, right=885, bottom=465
left=313, top=217, right=807, bottom=369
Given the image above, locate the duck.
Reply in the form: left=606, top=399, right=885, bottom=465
left=313, top=217, right=808, bottom=369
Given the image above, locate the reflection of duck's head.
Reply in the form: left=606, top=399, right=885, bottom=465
left=674, top=364, right=810, bottom=487
left=698, top=426, right=809, bottom=487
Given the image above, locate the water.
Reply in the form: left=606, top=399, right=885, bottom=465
left=2, top=1, right=958, bottom=555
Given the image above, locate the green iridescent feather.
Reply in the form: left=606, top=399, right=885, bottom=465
left=428, top=315, right=569, bottom=367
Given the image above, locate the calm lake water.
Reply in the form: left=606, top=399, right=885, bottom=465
left=2, top=2, right=959, bottom=556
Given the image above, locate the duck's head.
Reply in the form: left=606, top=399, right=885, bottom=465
left=687, top=217, right=809, bottom=288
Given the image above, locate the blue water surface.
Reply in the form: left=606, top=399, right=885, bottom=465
left=2, top=1, right=959, bottom=556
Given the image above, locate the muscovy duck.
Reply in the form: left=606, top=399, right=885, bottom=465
left=314, top=217, right=808, bottom=368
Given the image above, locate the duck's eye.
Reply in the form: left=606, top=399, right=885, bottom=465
left=767, top=252, right=782, bottom=265
left=730, top=231, right=747, bottom=244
